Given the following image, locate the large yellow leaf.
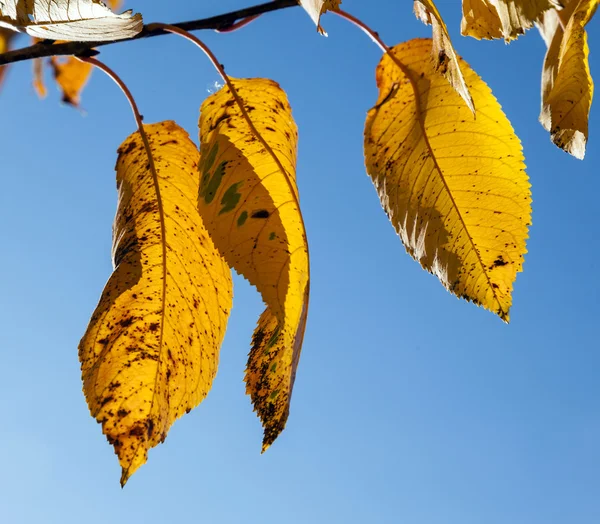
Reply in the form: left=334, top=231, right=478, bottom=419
left=198, top=78, right=309, bottom=450
left=300, top=0, right=341, bottom=34
left=414, top=0, right=475, bottom=113
left=462, top=0, right=561, bottom=41
left=79, top=121, right=232, bottom=485
left=365, top=39, right=531, bottom=321
left=540, top=0, right=598, bottom=159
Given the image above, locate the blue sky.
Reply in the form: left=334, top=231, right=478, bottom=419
left=0, top=1, right=599, bottom=523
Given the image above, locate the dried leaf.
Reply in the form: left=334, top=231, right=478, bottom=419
left=300, top=0, right=341, bottom=34
left=462, top=0, right=562, bottom=41
left=198, top=78, right=309, bottom=450
left=0, top=0, right=142, bottom=41
left=79, top=121, right=232, bottom=486
left=365, top=39, right=531, bottom=321
left=539, top=0, right=598, bottom=158
left=414, top=0, right=475, bottom=113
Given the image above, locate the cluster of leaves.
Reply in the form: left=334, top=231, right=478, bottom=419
left=0, top=0, right=597, bottom=485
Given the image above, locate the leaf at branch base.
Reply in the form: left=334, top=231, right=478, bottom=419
left=365, top=38, right=531, bottom=321
left=79, top=121, right=233, bottom=486
left=0, top=0, right=142, bottom=41
left=0, top=27, right=16, bottom=90
left=198, top=78, right=309, bottom=450
left=539, top=0, right=598, bottom=159
left=414, top=0, right=474, bottom=113
left=300, top=0, right=341, bottom=34
left=461, top=0, right=561, bottom=41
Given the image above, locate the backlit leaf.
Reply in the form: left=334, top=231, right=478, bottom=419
left=300, top=0, right=341, bottom=34
left=79, top=121, right=232, bottom=486
left=414, top=0, right=475, bottom=113
left=198, top=78, right=309, bottom=450
left=461, top=0, right=561, bottom=41
left=365, top=39, right=531, bottom=321
left=539, top=0, right=598, bottom=159
left=0, top=0, right=142, bottom=41
left=49, top=56, right=93, bottom=106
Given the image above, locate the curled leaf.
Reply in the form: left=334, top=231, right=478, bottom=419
left=539, top=0, right=597, bottom=159
left=461, top=0, right=562, bottom=41
left=414, top=0, right=475, bottom=113
left=79, top=121, right=232, bottom=485
left=365, top=39, right=531, bottom=321
left=198, top=78, right=309, bottom=450
left=300, top=0, right=341, bottom=34
left=0, top=0, right=142, bottom=41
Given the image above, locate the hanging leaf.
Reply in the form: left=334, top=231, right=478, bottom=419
left=48, top=56, right=93, bottom=106
left=461, top=0, right=561, bottom=41
left=0, top=0, right=142, bottom=41
left=365, top=38, right=531, bottom=321
left=198, top=78, right=309, bottom=450
left=79, top=121, right=233, bottom=486
left=0, top=27, right=15, bottom=90
left=414, top=0, right=475, bottom=113
left=539, top=0, right=598, bottom=159
left=300, top=0, right=341, bottom=34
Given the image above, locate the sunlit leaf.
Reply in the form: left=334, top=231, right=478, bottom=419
left=539, top=0, right=598, bottom=159
left=79, top=121, right=233, bottom=486
left=0, top=0, right=142, bottom=41
left=365, top=38, right=531, bottom=321
left=300, top=0, right=341, bottom=34
left=461, top=0, right=561, bottom=41
left=198, top=78, right=309, bottom=450
left=49, top=56, right=93, bottom=106
left=414, top=0, right=474, bottom=113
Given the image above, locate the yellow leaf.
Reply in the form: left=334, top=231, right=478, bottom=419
left=364, top=39, right=531, bottom=321
left=198, top=78, right=309, bottom=449
left=414, top=0, right=475, bottom=113
left=0, top=27, right=16, bottom=90
left=79, top=121, right=233, bottom=485
left=462, top=0, right=561, bottom=41
left=300, top=0, right=342, bottom=34
left=49, top=56, right=93, bottom=106
left=540, top=0, right=598, bottom=159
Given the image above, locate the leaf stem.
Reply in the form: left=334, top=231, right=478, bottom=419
left=0, top=0, right=299, bottom=66
left=215, top=14, right=261, bottom=33
left=332, top=9, right=389, bottom=53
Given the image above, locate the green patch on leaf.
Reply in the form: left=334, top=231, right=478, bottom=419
left=237, top=210, right=248, bottom=227
left=219, top=182, right=243, bottom=215
left=269, top=232, right=276, bottom=241
left=200, top=161, right=227, bottom=205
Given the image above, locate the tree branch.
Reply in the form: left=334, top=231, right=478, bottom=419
left=0, top=0, right=299, bottom=66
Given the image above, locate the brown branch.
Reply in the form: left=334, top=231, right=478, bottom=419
left=0, top=0, right=299, bottom=66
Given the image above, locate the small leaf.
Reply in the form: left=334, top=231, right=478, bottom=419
left=461, top=0, right=561, bottom=41
left=198, top=78, right=309, bottom=449
left=539, top=0, right=598, bottom=159
left=365, top=38, right=531, bottom=321
left=0, top=0, right=142, bottom=41
left=49, top=56, right=93, bottom=106
left=79, top=121, right=232, bottom=486
left=300, top=0, right=341, bottom=34
left=0, top=27, right=16, bottom=90
left=414, top=0, right=475, bottom=113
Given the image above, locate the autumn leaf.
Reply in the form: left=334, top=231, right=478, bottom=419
left=461, top=0, right=561, bottom=41
left=0, top=0, right=142, bottom=41
left=198, top=78, right=309, bottom=450
left=414, top=0, right=474, bottom=113
left=365, top=38, right=531, bottom=321
left=539, top=0, right=598, bottom=159
left=0, top=27, right=15, bottom=90
left=300, top=0, right=341, bottom=34
left=79, top=121, right=233, bottom=486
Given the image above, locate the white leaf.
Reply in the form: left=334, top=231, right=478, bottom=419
left=0, top=0, right=142, bottom=41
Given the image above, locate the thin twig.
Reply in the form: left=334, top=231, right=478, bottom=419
left=0, top=0, right=299, bottom=66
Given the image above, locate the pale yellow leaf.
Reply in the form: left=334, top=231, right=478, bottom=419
left=540, top=0, right=598, bottom=159
left=79, top=121, right=232, bottom=486
left=198, top=78, right=309, bottom=449
left=462, top=0, right=562, bottom=41
left=365, top=39, right=531, bottom=321
left=0, top=0, right=142, bottom=41
left=300, top=0, right=341, bottom=34
left=32, top=57, right=47, bottom=98
left=414, top=0, right=475, bottom=113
